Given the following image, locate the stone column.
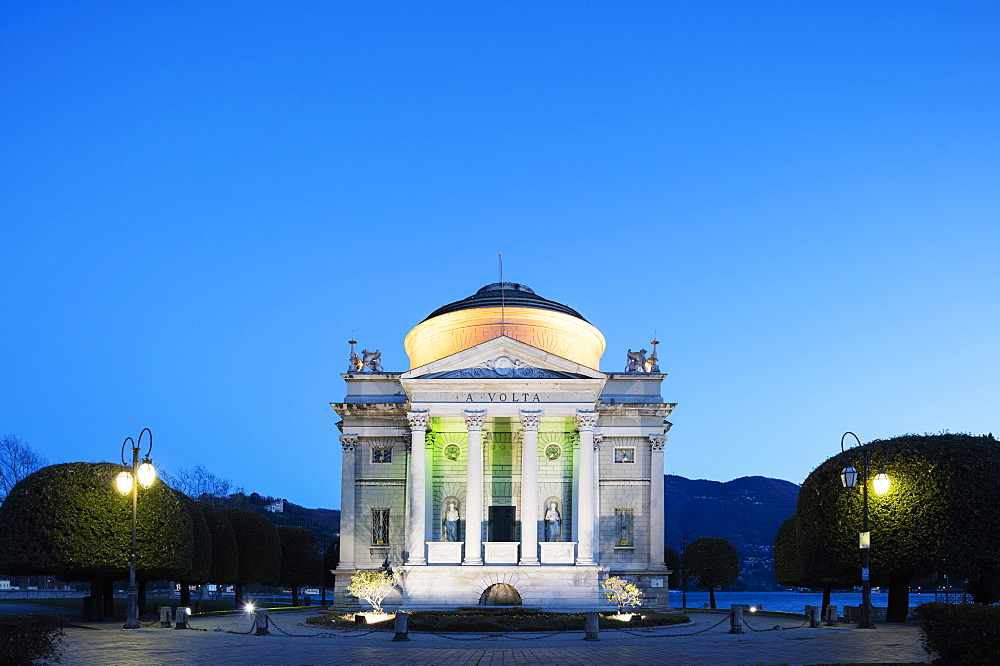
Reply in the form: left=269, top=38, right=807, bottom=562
left=518, top=409, right=542, bottom=565
left=463, top=409, right=487, bottom=565
left=338, top=434, right=359, bottom=570
left=649, top=434, right=667, bottom=570
left=575, top=410, right=599, bottom=565
left=406, top=410, right=429, bottom=565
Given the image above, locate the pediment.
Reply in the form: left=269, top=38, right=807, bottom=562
left=401, top=336, right=605, bottom=380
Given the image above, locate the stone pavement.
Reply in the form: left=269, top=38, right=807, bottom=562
left=49, top=609, right=930, bottom=665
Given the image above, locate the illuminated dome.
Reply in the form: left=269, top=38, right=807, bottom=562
left=404, top=283, right=606, bottom=370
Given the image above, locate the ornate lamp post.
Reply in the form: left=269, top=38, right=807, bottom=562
left=116, top=428, right=156, bottom=630
left=839, top=431, right=890, bottom=630
left=671, top=529, right=699, bottom=609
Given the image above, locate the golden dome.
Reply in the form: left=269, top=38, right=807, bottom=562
left=403, top=283, right=606, bottom=370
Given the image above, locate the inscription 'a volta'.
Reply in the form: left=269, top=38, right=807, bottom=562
left=466, top=392, right=542, bottom=403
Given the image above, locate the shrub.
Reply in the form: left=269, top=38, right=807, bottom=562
left=913, top=602, right=1000, bottom=663
left=346, top=570, right=395, bottom=613
left=0, top=613, right=65, bottom=664
left=602, top=576, right=643, bottom=613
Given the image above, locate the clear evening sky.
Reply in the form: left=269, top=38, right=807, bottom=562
left=2, top=3, right=997, bottom=509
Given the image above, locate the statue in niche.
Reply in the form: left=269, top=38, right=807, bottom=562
left=625, top=349, right=648, bottom=373
left=444, top=501, right=460, bottom=542
left=544, top=502, right=561, bottom=542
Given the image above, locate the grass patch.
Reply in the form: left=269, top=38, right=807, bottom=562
left=305, top=609, right=690, bottom=632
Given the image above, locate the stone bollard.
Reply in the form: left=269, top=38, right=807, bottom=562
left=583, top=611, right=600, bottom=641
left=174, top=607, right=188, bottom=630
left=805, top=605, right=821, bottom=628
left=254, top=608, right=269, bottom=635
left=729, top=605, right=744, bottom=634
left=159, top=606, right=173, bottom=628
left=825, top=605, right=839, bottom=626
left=392, top=612, right=409, bottom=641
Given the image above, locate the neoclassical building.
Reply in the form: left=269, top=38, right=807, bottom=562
left=332, top=283, right=675, bottom=608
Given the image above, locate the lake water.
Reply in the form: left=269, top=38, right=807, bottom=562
left=669, top=590, right=940, bottom=613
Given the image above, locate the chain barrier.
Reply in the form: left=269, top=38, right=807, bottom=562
left=414, top=629, right=566, bottom=641
left=608, top=614, right=731, bottom=638
left=266, top=614, right=391, bottom=639
left=741, top=614, right=810, bottom=633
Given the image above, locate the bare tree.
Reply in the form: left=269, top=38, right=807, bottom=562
left=160, top=464, right=244, bottom=506
left=0, top=434, right=48, bottom=503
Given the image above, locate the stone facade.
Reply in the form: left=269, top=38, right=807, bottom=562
left=332, top=284, right=675, bottom=610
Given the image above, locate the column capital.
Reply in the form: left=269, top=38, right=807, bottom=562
left=593, top=434, right=605, bottom=450
left=649, top=434, right=667, bottom=451
left=518, top=409, right=543, bottom=431
left=575, top=410, right=598, bottom=431
left=407, top=409, right=430, bottom=430
left=339, top=434, right=359, bottom=451
left=464, top=409, right=487, bottom=430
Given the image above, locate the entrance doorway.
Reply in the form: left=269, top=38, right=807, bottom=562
left=488, top=506, right=515, bottom=541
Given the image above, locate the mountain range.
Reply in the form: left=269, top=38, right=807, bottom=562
left=664, top=474, right=800, bottom=590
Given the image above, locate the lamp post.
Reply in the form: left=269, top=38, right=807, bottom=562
left=116, top=428, right=156, bottom=630
left=671, top=529, right=699, bottom=609
left=839, top=431, right=889, bottom=630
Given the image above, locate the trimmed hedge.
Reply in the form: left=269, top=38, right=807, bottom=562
left=0, top=613, right=65, bottom=664
left=0, top=462, right=193, bottom=580
left=913, top=602, right=1000, bottom=663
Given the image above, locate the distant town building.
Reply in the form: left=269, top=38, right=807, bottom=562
left=265, top=499, right=285, bottom=513
left=332, top=283, right=675, bottom=609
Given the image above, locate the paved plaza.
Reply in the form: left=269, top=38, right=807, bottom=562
left=39, top=609, right=930, bottom=665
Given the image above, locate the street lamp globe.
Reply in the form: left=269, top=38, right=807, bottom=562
left=116, top=470, right=133, bottom=495
left=840, top=465, right=859, bottom=488
left=873, top=472, right=891, bottom=496
left=137, top=458, right=156, bottom=488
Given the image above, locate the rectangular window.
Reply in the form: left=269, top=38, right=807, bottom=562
left=371, top=446, right=392, bottom=464
left=372, top=508, right=390, bottom=545
left=615, top=508, right=634, bottom=547
left=614, top=447, right=635, bottom=464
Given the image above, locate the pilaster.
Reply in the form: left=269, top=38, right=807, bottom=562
left=338, top=434, right=359, bottom=569
left=649, top=434, right=667, bottom=570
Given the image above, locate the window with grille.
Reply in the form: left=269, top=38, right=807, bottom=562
left=372, top=508, right=390, bottom=545
left=372, top=446, right=392, bottom=463
left=614, top=447, right=635, bottom=463
left=615, top=508, right=634, bottom=547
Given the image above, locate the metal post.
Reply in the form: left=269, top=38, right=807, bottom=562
left=254, top=608, right=269, bottom=635
left=392, top=612, right=409, bottom=641
left=583, top=611, right=600, bottom=641
left=826, top=605, right=839, bottom=626
left=859, top=448, right=874, bottom=629
left=124, top=444, right=140, bottom=629
left=729, top=605, right=744, bottom=633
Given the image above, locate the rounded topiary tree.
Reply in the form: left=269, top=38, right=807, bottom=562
left=664, top=545, right=680, bottom=590
left=797, top=433, right=1000, bottom=622
left=222, top=508, right=280, bottom=608
left=773, top=514, right=844, bottom=613
left=200, top=502, right=238, bottom=588
left=175, top=493, right=212, bottom=607
left=278, top=527, right=322, bottom=606
left=0, top=462, right=192, bottom=620
left=682, top=536, right=739, bottom=609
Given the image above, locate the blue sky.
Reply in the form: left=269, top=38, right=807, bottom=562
left=3, top=2, right=998, bottom=509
